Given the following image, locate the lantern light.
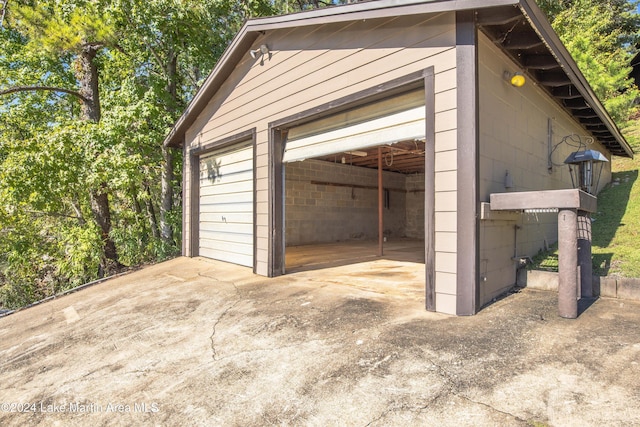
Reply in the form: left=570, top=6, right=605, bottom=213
left=564, top=149, right=609, bottom=195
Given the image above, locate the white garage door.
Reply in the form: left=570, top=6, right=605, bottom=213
left=283, top=90, right=426, bottom=162
left=199, top=142, right=253, bottom=267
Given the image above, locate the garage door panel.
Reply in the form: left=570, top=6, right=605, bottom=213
left=283, top=106, right=425, bottom=162
left=200, top=175, right=253, bottom=195
left=200, top=212, right=253, bottom=224
left=199, top=238, right=251, bottom=255
left=199, top=230, right=253, bottom=245
left=200, top=158, right=253, bottom=179
left=199, top=142, right=253, bottom=268
left=200, top=146, right=253, bottom=165
left=199, top=247, right=253, bottom=267
left=200, top=219, right=252, bottom=235
left=200, top=191, right=253, bottom=206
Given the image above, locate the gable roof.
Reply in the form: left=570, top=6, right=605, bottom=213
left=164, top=0, right=633, bottom=159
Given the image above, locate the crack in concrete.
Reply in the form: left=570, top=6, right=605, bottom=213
left=363, top=393, right=443, bottom=427
left=209, top=282, right=242, bottom=361
left=419, top=355, right=526, bottom=422
left=456, top=394, right=527, bottom=423
left=362, top=355, right=468, bottom=427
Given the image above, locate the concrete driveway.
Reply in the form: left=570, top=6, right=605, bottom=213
left=1, top=257, right=639, bottom=426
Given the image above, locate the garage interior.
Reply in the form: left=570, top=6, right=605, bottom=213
left=284, top=140, right=426, bottom=273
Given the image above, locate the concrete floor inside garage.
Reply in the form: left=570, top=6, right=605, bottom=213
left=285, top=238, right=425, bottom=273
left=283, top=142, right=427, bottom=277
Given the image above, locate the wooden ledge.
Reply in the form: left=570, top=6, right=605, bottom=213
left=489, top=189, right=597, bottom=213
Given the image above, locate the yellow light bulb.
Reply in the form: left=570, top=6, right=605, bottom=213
left=510, top=73, right=526, bottom=87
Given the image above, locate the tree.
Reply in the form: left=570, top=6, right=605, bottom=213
left=1, top=1, right=122, bottom=271
left=537, top=0, right=640, bottom=127
left=1, top=0, right=345, bottom=309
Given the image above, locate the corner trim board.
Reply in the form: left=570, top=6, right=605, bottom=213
left=455, top=10, right=479, bottom=315
left=424, top=66, right=436, bottom=312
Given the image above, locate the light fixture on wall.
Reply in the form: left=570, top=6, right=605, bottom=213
left=503, top=70, right=526, bottom=88
left=250, top=44, right=270, bottom=65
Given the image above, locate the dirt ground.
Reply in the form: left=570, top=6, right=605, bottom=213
left=1, top=257, right=639, bottom=426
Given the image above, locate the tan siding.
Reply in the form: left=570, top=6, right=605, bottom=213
left=478, top=33, right=613, bottom=306
left=194, top=13, right=456, bottom=144
left=186, top=12, right=459, bottom=283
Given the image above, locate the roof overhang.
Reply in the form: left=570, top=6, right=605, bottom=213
left=164, top=0, right=633, bottom=159
left=478, top=1, right=633, bottom=158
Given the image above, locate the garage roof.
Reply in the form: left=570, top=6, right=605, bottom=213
left=164, top=0, right=633, bottom=159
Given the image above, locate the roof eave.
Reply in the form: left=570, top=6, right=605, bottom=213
left=519, top=0, right=634, bottom=159
left=164, top=0, right=520, bottom=148
left=245, top=0, right=519, bottom=32
left=165, top=0, right=634, bottom=159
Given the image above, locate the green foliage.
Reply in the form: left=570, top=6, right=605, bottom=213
left=530, top=158, right=640, bottom=278
left=11, top=1, right=116, bottom=54
left=1, top=0, right=286, bottom=309
left=538, top=0, right=640, bottom=126
left=530, top=1, right=640, bottom=278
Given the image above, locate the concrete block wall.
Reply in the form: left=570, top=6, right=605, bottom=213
left=405, top=173, right=426, bottom=239
left=479, top=220, right=517, bottom=303
left=285, top=160, right=421, bottom=246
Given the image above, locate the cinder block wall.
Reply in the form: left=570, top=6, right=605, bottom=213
left=405, top=173, right=426, bottom=238
left=285, top=160, right=413, bottom=246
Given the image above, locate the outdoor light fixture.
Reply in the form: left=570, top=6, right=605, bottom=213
left=504, top=71, right=526, bottom=88
left=564, top=149, right=609, bottom=195
left=250, top=44, right=270, bottom=65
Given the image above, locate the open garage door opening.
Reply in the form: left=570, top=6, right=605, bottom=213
left=281, top=90, right=427, bottom=273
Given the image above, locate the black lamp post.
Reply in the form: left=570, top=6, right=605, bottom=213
left=564, top=149, right=609, bottom=195
left=563, top=149, right=608, bottom=307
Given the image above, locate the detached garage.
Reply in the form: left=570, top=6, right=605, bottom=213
left=164, top=0, right=633, bottom=315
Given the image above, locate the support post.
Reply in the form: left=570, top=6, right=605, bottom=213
left=378, top=147, right=383, bottom=257
left=577, top=211, right=593, bottom=298
left=558, top=208, right=578, bottom=318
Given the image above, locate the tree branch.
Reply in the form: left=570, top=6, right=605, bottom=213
left=0, top=0, right=8, bottom=29
left=25, top=210, right=80, bottom=220
left=0, top=85, right=90, bottom=104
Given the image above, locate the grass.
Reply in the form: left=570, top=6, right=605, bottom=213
left=530, top=126, right=640, bottom=278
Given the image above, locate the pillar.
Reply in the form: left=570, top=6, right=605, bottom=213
left=558, top=208, right=578, bottom=318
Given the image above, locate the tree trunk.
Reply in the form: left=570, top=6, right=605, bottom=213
left=76, top=44, right=120, bottom=270
left=160, top=145, right=174, bottom=243
left=77, top=45, right=101, bottom=122
left=159, top=51, right=178, bottom=246
left=146, top=185, right=160, bottom=240
left=90, top=188, right=119, bottom=271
